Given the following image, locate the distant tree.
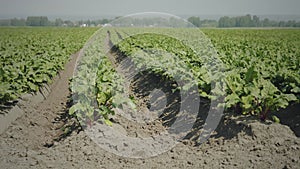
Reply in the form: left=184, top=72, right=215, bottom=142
left=0, top=19, right=11, bottom=26
left=90, top=21, right=96, bottom=26
left=286, top=20, right=296, bottom=27
left=244, top=14, right=253, bottom=27
left=262, top=18, right=270, bottom=27
left=200, top=19, right=218, bottom=27
left=188, top=16, right=201, bottom=27
left=252, top=15, right=260, bottom=27
left=169, top=17, right=187, bottom=27
left=86, top=19, right=91, bottom=26
left=218, top=16, right=226, bottom=27
left=26, top=16, right=40, bottom=26
left=219, top=16, right=234, bottom=27
left=64, top=20, right=74, bottom=27
left=78, top=20, right=84, bottom=26
left=101, top=19, right=109, bottom=24
left=236, top=14, right=253, bottom=27
left=55, top=18, right=64, bottom=26
left=270, top=20, right=279, bottom=27
left=114, top=16, right=122, bottom=20
left=278, top=21, right=286, bottom=27
left=234, top=16, right=241, bottom=27
left=11, top=18, right=26, bottom=26
left=26, top=16, right=49, bottom=26
left=40, top=16, right=49, bottom=26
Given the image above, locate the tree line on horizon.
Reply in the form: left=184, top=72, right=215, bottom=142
left=0, top=16, right=110, bottom=27
left=0, top=15, right=299, bottom=27
left=188, top=14, right=300, bottom=27
left=217, top=14, right=300, bottom=27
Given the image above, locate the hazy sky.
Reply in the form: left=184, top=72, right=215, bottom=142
left=0, top=0, right=300, bottom=18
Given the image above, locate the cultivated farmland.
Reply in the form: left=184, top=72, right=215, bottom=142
left=0, top=27, right=299, bottom=168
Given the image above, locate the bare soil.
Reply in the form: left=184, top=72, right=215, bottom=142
left=0, top=46, right=300, bottom=168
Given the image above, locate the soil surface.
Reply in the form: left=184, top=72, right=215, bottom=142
left=0, top=45, right=300, bottom=168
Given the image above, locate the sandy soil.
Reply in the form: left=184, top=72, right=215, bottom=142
left=0, top=43, right=300, bottom=169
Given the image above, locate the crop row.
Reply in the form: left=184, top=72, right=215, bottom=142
left=0, top=27, right=97, bottom=103
left=108, top=28, right=299, bottom=120
left=69, top=28, right=135, bottom=126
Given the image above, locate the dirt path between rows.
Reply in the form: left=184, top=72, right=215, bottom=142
left=0, top=40, right=300, bottom=168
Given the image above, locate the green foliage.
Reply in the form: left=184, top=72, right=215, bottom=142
left=69, top=28, right=136, bottom=127
left=204, top=29, right=300, bottom=119
left=95, top=56, right=136, bottom=122
left=26, top=16, right=49, bottom=26
left=113, top=31, right=213, bottom=96
left=272, top=115, right=280, bottom=123
left=0, top=27, right=97, bottom=103
left=187, top=16, right=201, bottom=27
left=113, top=28, right=299, bottom=120
left=70, top=27, right=300, bottom=126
